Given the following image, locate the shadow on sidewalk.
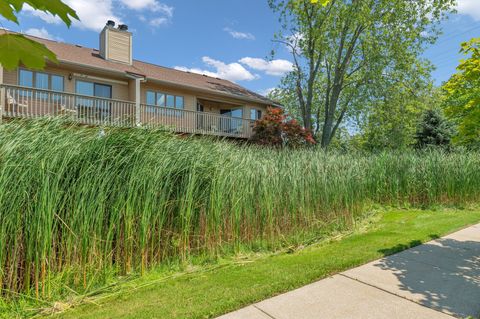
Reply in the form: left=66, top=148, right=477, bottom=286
left=376, top=237, right=480, bottom=318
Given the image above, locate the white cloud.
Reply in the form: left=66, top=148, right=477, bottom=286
left=149, top=17, right=169, bottom=27
left=120, top=0, right=173, bottom=27
left=175, top=56, right=258, bottom=82
left=224, top=27, right=255, bottom=40
left=456, top=0, right=480, bottom=20
left=23, top=0, right=174, bottom=31
left=239, top=57, right=294, bottom=76
left=24, top=28, right=63, bottom=41
left=22, top=5, right=63, bottom=25
left=120, top=0, right=173, bottom=15
left=174, top=66, right=219, bottom=78
left=23, top=0, right=121, bottom=31
left=120, top=0, right=174, bottom=28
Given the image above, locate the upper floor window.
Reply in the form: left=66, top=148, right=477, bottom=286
left=146, top=90, right=184, bottom=109
left=146, top=90, right=184, bottom=116
left=19, top=69, right=64, bottom=92
left=250, top=108, right=262, bottom=120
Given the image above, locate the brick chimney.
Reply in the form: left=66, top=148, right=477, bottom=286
left=99, top=21, right=132, bottom=65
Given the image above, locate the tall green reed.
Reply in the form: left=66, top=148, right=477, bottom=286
left=0, top=119, right=479, bottom=297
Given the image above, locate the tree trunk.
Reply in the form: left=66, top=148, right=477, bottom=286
left=321, top=84, right=341, bottom=148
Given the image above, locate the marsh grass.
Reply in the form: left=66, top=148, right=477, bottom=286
left=0, top=119, right=479, bottom=298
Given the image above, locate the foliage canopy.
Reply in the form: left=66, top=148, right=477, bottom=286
left=0, top=0, right=78, bottom=70
left=443, top=38, right=480, bottom=148
left=414, top=109, right=453, bottom=149
left=269, top=0, right=454, bottom=148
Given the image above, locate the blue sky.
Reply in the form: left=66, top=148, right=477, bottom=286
left=1, top=0, right=479, bottom=94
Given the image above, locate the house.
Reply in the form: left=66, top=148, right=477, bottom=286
left=0, top=21, right=279, bottom=138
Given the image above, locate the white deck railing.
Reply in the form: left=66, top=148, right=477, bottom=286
left=0, top=84, right=255, bottom=138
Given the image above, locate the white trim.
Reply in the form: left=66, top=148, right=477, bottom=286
left=0, top=64, right=4, bottom=123
left=73, top=73, right=128, bottom=85
left=135, top=77, right=141, bottom=126
left=0, top=87, right=4, bottom=123
left=0, top=64, right=3, bottom=123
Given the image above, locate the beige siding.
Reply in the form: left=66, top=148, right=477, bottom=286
left=3, top=68, right=17, bottom=85
left=128, top=79, right=137, bottom=102
left=99, top=27, right=132, bottom=65
left=106, top=29, right=132, bottom=65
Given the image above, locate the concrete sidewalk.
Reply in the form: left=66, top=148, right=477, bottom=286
left=218, top=224, right=480, bottom=319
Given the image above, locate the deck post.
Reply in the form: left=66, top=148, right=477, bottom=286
left=135, top=77, right=141, bottom=126
left=0, top=64, right=3, bottom=123
left=0, top=86, right=4, bottom=124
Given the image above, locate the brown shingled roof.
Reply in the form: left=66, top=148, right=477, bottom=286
left=11, top=31, right=280, bottom=107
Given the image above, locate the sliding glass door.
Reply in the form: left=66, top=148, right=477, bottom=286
left=75, top=80, right=112, bottom=121
left=220, top=108, right=243, bottom=134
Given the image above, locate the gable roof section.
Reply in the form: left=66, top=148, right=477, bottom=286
left=11, top=32, right=280, bottom=107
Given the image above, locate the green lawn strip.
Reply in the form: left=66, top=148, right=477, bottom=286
left=57, top=208, right=480, bottom=319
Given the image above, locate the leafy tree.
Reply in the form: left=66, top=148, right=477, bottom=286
left=360, top=65, right=438, bottom=151
left=269, top=0, right=454, bottom=148
left=250, top=107, right=316, bottom=148
left=0, top=1, right=78, bottom=70
left=267, top=73, right=322, bottom=133
left=414, top=109, right=453, bottom=149
left=443, top=38, right=480, bottom=148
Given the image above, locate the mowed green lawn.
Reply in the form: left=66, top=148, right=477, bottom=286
left=57, top=207, right=480, bottom=319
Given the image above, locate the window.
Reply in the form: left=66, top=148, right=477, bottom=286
left=220, top=108, right=244, bottom=133
left=19, top=70, right=34, bottom=97
left=18, top=69, right=64, bottom=92
left=35, top=72, right=49, bottom=90
left=146, top=91, right=156, bottom=106
left=19, top=70, right=33, bottom=87
left=157, top=93, right=166, bottom=107
left=75, top=80, right=112, bottom=119
left=51, top=75, right=64, bottom=92
left=176, top=96, right=184, bottom=109
left=75, top=81, right=112, bottom=98
left=221, top=108, right=243, bottom=118
left=35, top=73, right=49, bottom=99
left=166, top=94, right=175, bottom=108
left=250, top=109, right=262, bottom=120
left=146, top=90, right=184, bottom=116
left=19, top=69, right=64, bottom=100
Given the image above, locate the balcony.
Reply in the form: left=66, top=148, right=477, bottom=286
left=0, top=84, right=255, bottom=139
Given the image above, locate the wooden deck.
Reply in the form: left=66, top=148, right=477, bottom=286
left=0, top=84, right=255, bottom=139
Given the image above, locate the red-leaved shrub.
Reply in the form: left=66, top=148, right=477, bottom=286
left=250, top=107, right=316, bottom=148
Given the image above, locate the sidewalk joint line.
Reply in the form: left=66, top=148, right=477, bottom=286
left=253, top=305, right=277, bottom=319
left=338, top=273, right=456, bottom=318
